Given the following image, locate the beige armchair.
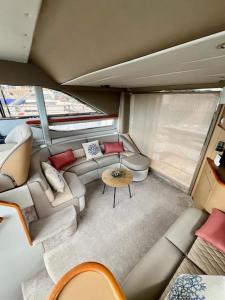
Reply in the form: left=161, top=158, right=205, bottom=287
left=0, top=124, right=33, bottom=192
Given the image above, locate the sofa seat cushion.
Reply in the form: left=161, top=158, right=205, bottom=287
left=121, top=154, right=150, bottom=171
left=52, top=182, right=73, bottom=207
left=123, top=237, right=183, bottom=300
left=159, top=258, right=204, bottom=299
left=63, top=158, right=98, bottom=176
left=187, top=237, right=225, bottom=275
left=165, top=207, right=208, bottom=254
left=63, top=171, right=86, bottom=198
left=95, top=154, right=120, bottom=168
left=120, top=151, right=136, bottom=158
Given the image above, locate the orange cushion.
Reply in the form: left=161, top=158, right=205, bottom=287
left=195, top=208, right=225, bottom=253
left=49, top=149, right=76, bottom=170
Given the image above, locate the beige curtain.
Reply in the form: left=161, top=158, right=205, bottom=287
left=129, top=93, right=219, bottom=191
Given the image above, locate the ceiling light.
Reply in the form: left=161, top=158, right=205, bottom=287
left=217, top=43, right=225, bottom=49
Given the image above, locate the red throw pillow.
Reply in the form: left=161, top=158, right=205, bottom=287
left=48, top=149, right=76, bottom=170
left=195, top=208, right=225, bottom=253
left=104, top=142, right=124, bottom=154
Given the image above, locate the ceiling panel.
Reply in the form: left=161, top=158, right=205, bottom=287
left=64, top=31, right=225, bottom=88
left=31, top=0, right=225, bottom=83
left=0, top=0, right=42, bottom=63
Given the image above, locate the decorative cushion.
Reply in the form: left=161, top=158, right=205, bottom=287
left=41, top=162, right=65, bottom=193
left=195, top=208, right=225, bottom=253
left=48, top=149, right=75, bottom=170
left=82, top=140, right=103, bottom=160
left=104, top=142, right=124, bottom=154
left=73, top=148, right=85, bottom=158
left=165, top=275, right=225, bottom=300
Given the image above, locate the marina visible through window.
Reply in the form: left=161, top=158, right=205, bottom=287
left=42, top=88, right=97, bottom=116
left=0, top=85, right=99, bottom=118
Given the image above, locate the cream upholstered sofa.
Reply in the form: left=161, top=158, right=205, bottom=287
left=122, top=207, right=225, bottom=300
left=0, top=124, right=33, bottom=192
left=28, top=134, right=150, bottom=218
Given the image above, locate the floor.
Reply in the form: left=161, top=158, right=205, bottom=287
left=22, top=173, right=193, bottom=300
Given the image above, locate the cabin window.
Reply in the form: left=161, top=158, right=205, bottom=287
left=0, top=86, right=99, bottom=119
left=42, top=88, right=98, bottom=116
left=0, top=85, right=38, bottom=118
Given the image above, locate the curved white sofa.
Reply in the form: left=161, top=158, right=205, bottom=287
left=28, top=134, right=150, bottom=218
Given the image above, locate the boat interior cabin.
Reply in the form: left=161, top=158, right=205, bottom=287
left=1, top=1, right=225, bottom=299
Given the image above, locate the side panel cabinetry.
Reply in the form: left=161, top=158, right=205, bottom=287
left=192, top=163, right=213, bottom=209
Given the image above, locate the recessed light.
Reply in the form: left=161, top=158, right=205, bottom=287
left=217, top=43, right=225, bottom=49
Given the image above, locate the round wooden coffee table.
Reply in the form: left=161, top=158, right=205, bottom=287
left=102, top=168, right=133, bottom=208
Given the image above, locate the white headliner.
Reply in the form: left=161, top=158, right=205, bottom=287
left=0, top=0, right=42, bottom=63
left=64, top=31, right=225, bottom=88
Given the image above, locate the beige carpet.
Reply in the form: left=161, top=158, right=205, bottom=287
left=44, top=174, right=192, bottom=284
left=22, top=174, right=192, bottom=300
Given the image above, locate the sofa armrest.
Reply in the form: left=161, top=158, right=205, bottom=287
left=0, top=173, right=15, bottom=192
left=119, top=134, right=140, bottom=153
left=164, top=208, right=208, bottom=254
left=123, top=237, right=184, bottom=300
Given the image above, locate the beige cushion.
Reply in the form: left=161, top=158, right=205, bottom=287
left=187, top=237, right=225, bottom=275
left=41, top=162, right=65, bottom=193
left=159, top=258, right=204, bottom=299
left=52, top=182, right=73, bottom=207
left=65, top=159, right=98, bottom=176
left=123, top=237, right=183, bottom=300
left=95, top=154, right=120, bottom=168
left=73, top=148, right=85, bottom=158
left=82, top=140, right=103, bottom=160
left=165, top=207, right=208, bottom=254
left=63, top=171, right=86, bottom=198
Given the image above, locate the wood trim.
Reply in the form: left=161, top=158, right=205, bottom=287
left=218, top=124, right=225, bottom=131
left=207, top=158, right=225, bottom=187
left=26, top=114, right=118, bottom=125
left=0, top=200, right=32, bottom=245
left=48, top=262, right=126, bottom=300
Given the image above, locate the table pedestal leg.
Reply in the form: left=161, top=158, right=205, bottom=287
left=102, top=184, right=106, bottom=194
left=113, top=187, right=116, bottom=208
left=128, top=184, right=132, bottom=198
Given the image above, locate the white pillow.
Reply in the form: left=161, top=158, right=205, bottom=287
left=41, top=162, right=65, bottom=193
left=165, top=274, right=225, bottom=299
left=82, top=140, right=103, bottom=160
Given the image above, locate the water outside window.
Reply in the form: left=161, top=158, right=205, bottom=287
left=129, top=93, right=219, bottom=191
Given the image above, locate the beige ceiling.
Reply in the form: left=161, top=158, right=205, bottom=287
left=31, top=0, right=225, bottom=85
left=64, top=31, right=225, bottom=88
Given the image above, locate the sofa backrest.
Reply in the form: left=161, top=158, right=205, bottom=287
left=29, top=147, right=51, bottom=191
left=49, top=138, right=88, bottom=155
left=0, top=124, right=33, bottom=189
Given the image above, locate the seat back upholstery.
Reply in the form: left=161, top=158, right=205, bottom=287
left=0, top=125, right=33, bottom=187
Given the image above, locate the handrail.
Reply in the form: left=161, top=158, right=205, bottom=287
left=26, top=114, right=118, bottom=125
left=48, top=262, right=126, bottom=300
left=0, top=200, right=32, bottom=245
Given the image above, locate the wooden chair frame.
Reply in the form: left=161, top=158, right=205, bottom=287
left=48, top=262, right=127, bottom=300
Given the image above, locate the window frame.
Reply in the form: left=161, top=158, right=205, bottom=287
left=0, top=85, right=103, bottom=120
